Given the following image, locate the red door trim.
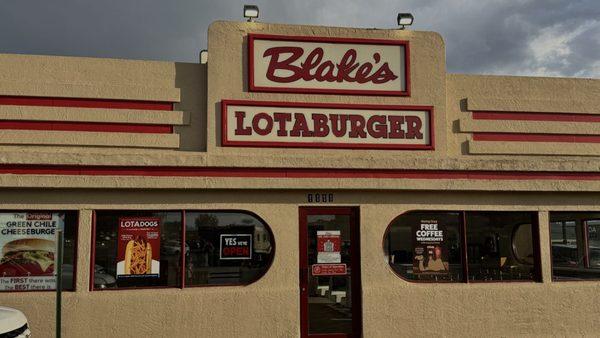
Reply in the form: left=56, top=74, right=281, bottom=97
left=299, top=207, right=362, bottom=338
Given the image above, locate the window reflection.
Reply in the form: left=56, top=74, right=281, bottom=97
left=384, top=211, right=540, bottom=283
left=550, top=212, right=600, bottom=280
left=185, top=212, right=274, bottom=286
left=465, top=212, right=537, bottom=281
left=384, top=212, right=463, bottom=282
left=93, top=211, right=182, bottom=289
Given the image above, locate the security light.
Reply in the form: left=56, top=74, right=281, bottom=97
left=200, top=50, right=208, bottom=64
left=397, top=13, right=414, bottom=29
left=244, top=5, right=259, bottom=22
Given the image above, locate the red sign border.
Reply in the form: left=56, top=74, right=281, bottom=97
left=221, top=99, right=434, bottom=150
left=248, top=33, right=411, bottom=96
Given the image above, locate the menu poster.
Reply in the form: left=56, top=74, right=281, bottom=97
left=116, top=217, right=160, bottom=278
left=0, top=212, right=63, bottom=291
left=317, top=230, right=341, bottom=264
left=412, top=219, right=449, bottom=275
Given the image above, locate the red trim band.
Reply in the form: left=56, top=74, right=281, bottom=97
left=0, top=121, right=172, bottom=134
left=473, top=133, right=600, bottom=143
left=1, top=164, right=600, bottom=181
left=473, top=111, right=600, bottom=122
left=0, top=96, right=173, bottom=111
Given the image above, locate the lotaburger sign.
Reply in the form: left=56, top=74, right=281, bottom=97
left=221, top=100, right=433, bottom=150
left=248, top=34, right=409, bottom=96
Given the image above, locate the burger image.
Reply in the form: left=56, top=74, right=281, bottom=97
left=0, top=239, right=55, bottom=277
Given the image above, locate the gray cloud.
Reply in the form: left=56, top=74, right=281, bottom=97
left=0, top=0, right=598, bottom=78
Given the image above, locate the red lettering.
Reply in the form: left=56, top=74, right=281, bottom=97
left=273, top=113, right=292, bottom=136
left=223, top=247, right=250, bottom=257
left=348, top=115, right=367, bottom=138
left=336, top=50, right=359, bottom=82
left=263, top=47, right=303, bottom=83
left=367, top=115, right=388, bottom=138
left=405, top=116, right=423, bottom=139
left=312, top=114, right=330, bottom=137
left=234, top=111, right=252, bottom=135
left=290, top=113, right=313, bottom=137
left=387, top=115, right=405, bottom=139
left=330, top=115, right=348, bottom=137
left=261, top=47, right=397, bottom=85
left=252, top=113, right=273, bottom=136
left=315, top=61, right=335, bottom=82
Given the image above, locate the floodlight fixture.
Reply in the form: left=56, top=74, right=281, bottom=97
left=200, top=50, right=208, bottom=64
left=244, top=5, right=259, bottom=22
left=397, top=13, right=414, bottom=29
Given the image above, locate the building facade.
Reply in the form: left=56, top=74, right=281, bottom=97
left=0, top=20, right=599, bottom=337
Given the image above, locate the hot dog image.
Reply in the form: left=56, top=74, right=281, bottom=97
left=123, top=236, right=152, bottom=275
left=116, top=217, right=160, bottom=278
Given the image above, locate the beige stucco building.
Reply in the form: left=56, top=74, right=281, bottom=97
left=0, top=20, right=599, bottom=337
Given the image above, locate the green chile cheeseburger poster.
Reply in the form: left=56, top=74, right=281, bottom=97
left=0, top=212, right=63, bottom=291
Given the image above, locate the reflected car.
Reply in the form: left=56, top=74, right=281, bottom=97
left=61, top=264, right=117, bottom=289
left=161, top=240, right=190, bottom=256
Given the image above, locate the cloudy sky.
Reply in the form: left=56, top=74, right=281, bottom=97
left=1, top=0, right=598, bottom=78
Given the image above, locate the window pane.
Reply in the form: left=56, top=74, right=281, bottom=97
left=465, top=212, right=538, bottom=281
left=93, top=211, right=182, bottom=289
left=185, top=212, right=274, bottom=286
left=587, top=220, right=600, bottom=269
left=384, top=211, right=463, bottom=282
left=0, top=211, right=77, bottom=291
left=550, top=212, right=600, bottom=280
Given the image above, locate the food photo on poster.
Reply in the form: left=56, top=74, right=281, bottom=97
left=413, top=219, right=449, bottom=274
left=0, top=213, right=63, bottom=291
left=116, top=217, right=161, bottom=278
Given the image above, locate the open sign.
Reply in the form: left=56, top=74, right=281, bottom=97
left=219, top=234, right=253, bottom=260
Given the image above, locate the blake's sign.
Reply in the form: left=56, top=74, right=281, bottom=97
left=221, top=100, right=433, bottom=150
left=249, top=34, right=409, bottom=96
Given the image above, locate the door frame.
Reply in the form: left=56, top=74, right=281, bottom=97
left=299, top=207, right=362, bottom=338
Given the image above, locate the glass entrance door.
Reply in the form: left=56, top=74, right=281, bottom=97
left=299, top=207, right=361, bottom=338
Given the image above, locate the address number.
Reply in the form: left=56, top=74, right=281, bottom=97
left=307, top=193, right=334, bottom=203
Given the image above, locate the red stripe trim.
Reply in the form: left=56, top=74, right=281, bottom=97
left=473, top=133, right=600, bottom=143
left=0, top=165, right=599, bottom=181
left=0, top=121, right=172, bottom=134
left=473, top=111, right=600, bottom=122
left=0, top=96, right=173, bottom=111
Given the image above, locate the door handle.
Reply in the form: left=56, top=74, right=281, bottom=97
left=300, top=268, right=308, bottom=293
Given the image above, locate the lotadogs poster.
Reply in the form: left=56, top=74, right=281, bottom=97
left=116, top=217, right=160, bottom=278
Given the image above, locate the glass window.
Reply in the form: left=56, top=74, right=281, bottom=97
left=384, top=211, right=463, bottom=282
left=550, top=212, right=600, bottom=280
left=185, top=211, right=274, bottom=286
left=465, top=212, right=538, bottom=281
left=384, top=211, right=540, bottom=283
left=93, top=211, right=182, bottom=289
left=0, top=211, right=78, bottom=291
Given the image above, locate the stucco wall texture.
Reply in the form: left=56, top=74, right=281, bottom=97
left=0, top=19, right=599, bottom=337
